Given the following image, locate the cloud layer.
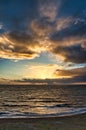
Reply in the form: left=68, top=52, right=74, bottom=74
left=0, top=0, right=86, bottom=84
left=0, top=0, right=86, bottom=64
left=54, top=67, right=86, bottom=78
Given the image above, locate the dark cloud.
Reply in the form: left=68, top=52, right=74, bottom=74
left=8, top=75, right=86, bottom=85
left=0, top=0, right=39, bottom=33
left=0, top=32, right=40, bottom=60
left=0, top=0, right=86, bottom=64
left=49, top=13, right=86, bottom=63
left=52, top=67, right=86, bottom=84
left=54, top=67, right=86, bottom=77
left=52, top=45, right=86, bottom=63
left=50, top=18, right=86, bottom=41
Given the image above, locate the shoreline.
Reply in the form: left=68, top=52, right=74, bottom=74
left=0, top=113, right=86, bottom=130
left=0, top=113, right=86, bottom=123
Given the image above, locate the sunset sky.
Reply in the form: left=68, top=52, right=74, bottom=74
left=0, top=0, right=86, bottom=84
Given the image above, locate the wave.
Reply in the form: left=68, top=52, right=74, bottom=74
left=46, top=103, right=71, bottom=108
left=0, top=107, right=86, bottom=119
left=3, top=104, right=29, bottom=107
left=2, top=103, right=71, bottom=108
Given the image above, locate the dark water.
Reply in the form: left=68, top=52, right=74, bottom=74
left=0, top=84, right=86, bottom=118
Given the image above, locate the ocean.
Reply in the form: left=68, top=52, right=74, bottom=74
left=0, top=84, right=86, bottom=118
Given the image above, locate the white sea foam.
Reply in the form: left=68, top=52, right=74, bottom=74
left=0, top=107, right=86, bottom=118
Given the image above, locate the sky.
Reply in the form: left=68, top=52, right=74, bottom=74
left=0, top=0, right=86, bottom=84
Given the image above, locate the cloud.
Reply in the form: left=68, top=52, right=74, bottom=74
left=0, top=34, right=39, bottom=60
left=30, top=18, right=56, bottom=37
left=0, top=0, right=86, bottom=65
left=56, top=16, right=74, bottom=31
left=50, top=18, right=86, bottom=42
left=53, top=67, right=86, bottom=78
left=49, top=14, right=86, bottom=63
left=39, top=0, right=61, bottom=21
left=51, top=44, right=86, bottom=63
left=0, top=78, right=11, bottom=84
left=0, top=30, right=50, bottom=60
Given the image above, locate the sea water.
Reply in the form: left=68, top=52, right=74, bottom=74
left=0, top=84, right=86, bottom=118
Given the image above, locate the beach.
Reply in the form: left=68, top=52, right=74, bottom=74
left=0, top=113, right=86, bottom=130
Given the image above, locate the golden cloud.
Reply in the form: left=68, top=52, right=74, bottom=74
left=0, top=11, right=86, bottom=64
left=53, top=67, right=86, bottom=78
left=0, top=31, right=49, bottom=60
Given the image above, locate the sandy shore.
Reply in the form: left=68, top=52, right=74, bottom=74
left=0, top=113, right=86, bottom=130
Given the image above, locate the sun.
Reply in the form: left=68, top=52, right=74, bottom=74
left=24, top=64, right=64, bottom=80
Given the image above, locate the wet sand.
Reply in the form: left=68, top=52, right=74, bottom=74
left=0, top=113, right=86, bottom=130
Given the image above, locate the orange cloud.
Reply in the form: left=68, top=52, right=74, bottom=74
left=0, top=12, right=86, bottom=64
left=53, top=67, right=86, bottom=78
left=0, top=32, right=48, bottom=60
